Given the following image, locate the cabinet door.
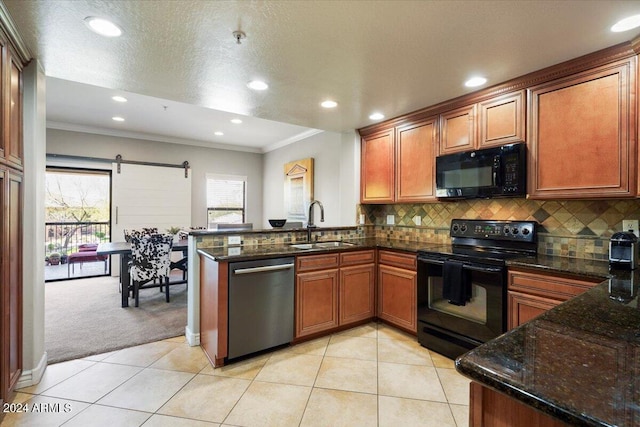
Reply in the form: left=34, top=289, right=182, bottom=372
left=478, top=90, right=525, bottom=148
left=528, top=59, right=635, bottom=198
left=508, top=291, right=559, bottom=330
left=6, top=54, right=22, bottom=169
left=440, top=104, right=476, bottom=154
left=360, top=129, right=394, bottom=203
left=378, top=264, right=417, bottom=333
left=296, top=269, right=339, bottom=338
left=1, top=168, right=22, bottom=402
left=395, top=117, right=438, bottom=202
left=340, top=264, right=375, bottom=325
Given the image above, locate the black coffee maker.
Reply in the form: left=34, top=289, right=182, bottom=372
left=609, top=231, right=638, bottom=270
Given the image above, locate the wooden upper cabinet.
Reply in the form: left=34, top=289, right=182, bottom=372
left=528, top=58, right=636, bottom=199
left=6, top=54, right=22, bottom=169
left=440, top=104, right=476, bottom=154
left=361, top=117, right=438, bottom=204
left=478, top=90, right=525, bottom=148
left=360, top=128, right=395, bottom=203
left=395, top=117, right=438, bottom=203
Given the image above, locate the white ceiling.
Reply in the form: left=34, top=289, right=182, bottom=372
left=5, top=1, right=640, bottom=153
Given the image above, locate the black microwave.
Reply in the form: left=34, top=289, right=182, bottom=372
left=435, top=143, right=526, bottom=199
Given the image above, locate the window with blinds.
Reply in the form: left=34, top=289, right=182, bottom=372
left=206, top=174, right=246, bottom=225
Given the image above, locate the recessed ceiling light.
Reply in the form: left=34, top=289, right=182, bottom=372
left=247, top=80, right=269, bottom=91
left=321, top=100, right=338, bottom=108
left=611, top=14, right=640, bottom=32
left=112, top=116, right=125, bottom=122
left=230, top=118, right=243, bottom=124
left=84, top=16, right=122, bottom=37
left=112, top=95, right=127, bottom=103
left=214, top=131, right=224, bottom=136
left=465, top=76, right=487, bottom=88
left=369, top=112, right=384, bottom=120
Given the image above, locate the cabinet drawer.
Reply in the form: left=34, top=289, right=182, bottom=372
left=340, top=250, right=375, bottom=266
left=508, top=269, right=601, bottom=301
left=378, top=250, right=416, bottom=270
left=297, top=253, right=340, bottom=272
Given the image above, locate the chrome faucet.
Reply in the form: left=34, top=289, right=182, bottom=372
left=307, top=200, right=324, bottom=241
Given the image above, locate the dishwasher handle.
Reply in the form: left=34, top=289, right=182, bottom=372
left=233, top=263, right=295, bottom=275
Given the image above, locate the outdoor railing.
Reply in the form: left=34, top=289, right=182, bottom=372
left=45, top=221, right=110, bottom=261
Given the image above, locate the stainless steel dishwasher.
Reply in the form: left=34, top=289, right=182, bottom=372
left=228, top=257, right=295, bottom=360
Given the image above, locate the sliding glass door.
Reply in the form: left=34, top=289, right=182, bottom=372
left=45, top=167, right=111, bottom=282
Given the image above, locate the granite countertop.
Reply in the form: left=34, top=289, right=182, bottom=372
left=458, top=255, right=640, bottom=426
left=197, top=238, right=424, bottom=262
left=188, top=225, right=359, bottom=236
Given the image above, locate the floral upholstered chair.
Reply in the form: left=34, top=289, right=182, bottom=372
left=129, top=234, right=174, bottom=307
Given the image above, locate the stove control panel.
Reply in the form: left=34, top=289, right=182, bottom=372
left=450, top=219, right=536, bottom=242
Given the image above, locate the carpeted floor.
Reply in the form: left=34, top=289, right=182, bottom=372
left=45, top=275, right=187, bottom=364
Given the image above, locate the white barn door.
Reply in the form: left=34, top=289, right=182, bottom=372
left=111, top=163, right=191, bottom=276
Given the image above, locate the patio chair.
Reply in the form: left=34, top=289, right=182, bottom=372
left=128, top=234, right=173, bottom=307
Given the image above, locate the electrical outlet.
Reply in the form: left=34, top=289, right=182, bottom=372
left=228, top=247, right=241, bottom=256
left=413, top=215, right=421, bottom=226
left=386, top=215, right=395, bottom=225
left=622, top=220, right=639, bottom=235
left=228, top=235, right=241, bottom=245
left=359, top=214, right=365, bottom=225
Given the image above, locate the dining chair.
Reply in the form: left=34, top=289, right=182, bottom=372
left=129, top=233, right=174, bottom=307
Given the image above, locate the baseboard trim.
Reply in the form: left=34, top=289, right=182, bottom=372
left=16, top=351, right=47, bottom=389
left=185, top=326, right=200, bottom=346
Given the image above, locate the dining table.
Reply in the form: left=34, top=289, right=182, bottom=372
left=97, top=239, right=188, bottom=307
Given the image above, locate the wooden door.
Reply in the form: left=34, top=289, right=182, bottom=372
left=528, top=59, right=635, bottom=198
left=360, top=128, right=394, bottom=203
left=395, top=117, right=438, bottom=202
left=440, top=104, right=476, bottom=154
left=378, top=264, right=417, bottom=333
left=478, top=90, right=525, bottom=148
left=5, top=53, right=22, bottom=169
left=296, top=269, right=339, bottom=337
left=339, top=263, right=375, bottom=325
left=1, top=168, right=22, bottom=402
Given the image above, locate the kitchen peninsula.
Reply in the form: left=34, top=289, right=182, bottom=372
left=457, top=257, right=639, bottom=427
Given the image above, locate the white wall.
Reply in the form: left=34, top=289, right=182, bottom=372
left=46, top=130, right=264, bottom=228
left=21, top=60, right=47, bottom=385
left=262, top=130, right=360, bottom=228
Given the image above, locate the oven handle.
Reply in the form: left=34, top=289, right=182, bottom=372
left=462, top=264, right=503, bottom=274
left=418, top=258, right=502, bottom=274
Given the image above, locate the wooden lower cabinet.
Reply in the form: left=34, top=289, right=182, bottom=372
left=507, top=268, right=601, bottom=330
left=340, top=264, right=375, bottom=325
left=469, top=382, right=567, bottom=427
left=199, top=256, right=229, bottom=367
left=377, top=250, right=417, bottom=333
left=508, top=291, right=561, bottom=329
left=295, top=250, right=376, bottom=338
left=296, top=269, right=339, bottom=337
left=1, top=168, right=22, bottom=403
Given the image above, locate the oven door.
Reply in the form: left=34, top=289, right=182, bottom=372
left=417, top=256, right=506, bottom=358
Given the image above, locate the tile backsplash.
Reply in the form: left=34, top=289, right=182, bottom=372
left=360, top=198, right=640, bottom=260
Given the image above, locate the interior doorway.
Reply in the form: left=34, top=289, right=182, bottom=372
left=44, top=167, right=111, bottom=282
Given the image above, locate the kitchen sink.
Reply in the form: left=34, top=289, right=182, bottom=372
left=289, top=243, right=315, bottom=250
left=314, top=241, right=355, bottom=248
left=289, top=241, right=355, bottom=250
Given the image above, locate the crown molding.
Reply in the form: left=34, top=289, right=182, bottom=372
left=47, top=121, right=264, bottom=154
left=0, top=2, right=32, bottom=65
left=262, top=129, right=324, bottom=153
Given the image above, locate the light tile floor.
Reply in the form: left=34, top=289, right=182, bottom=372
left=4, top=323, right=470, bottom=427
